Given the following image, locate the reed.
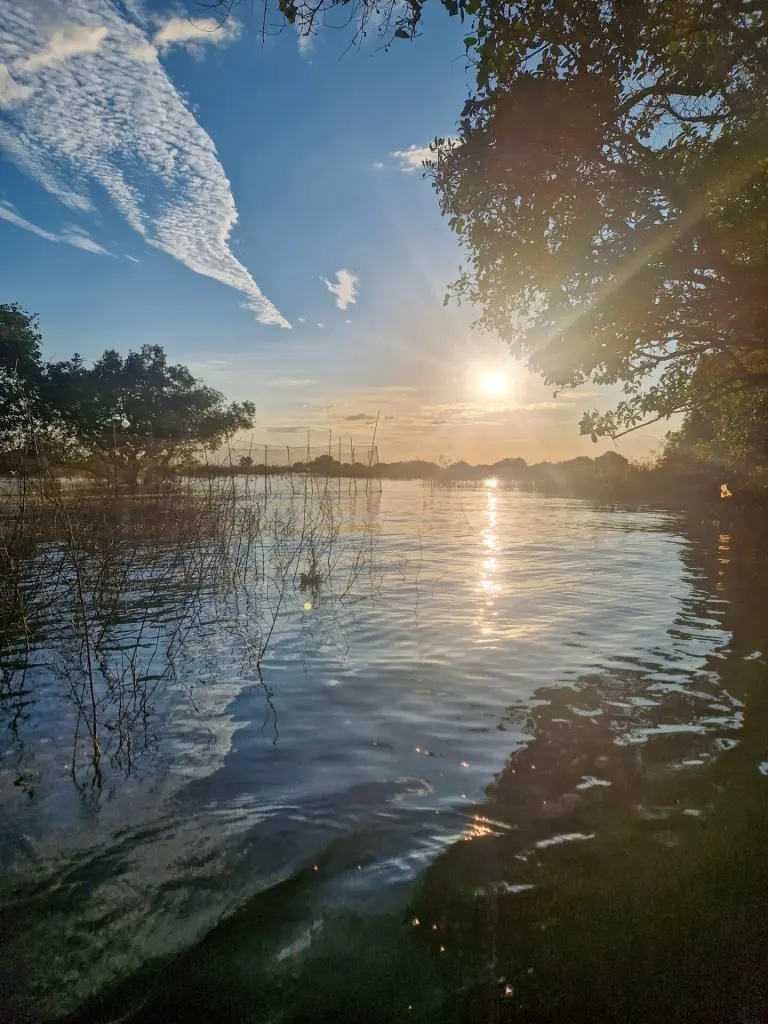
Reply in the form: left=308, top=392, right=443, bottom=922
left=0, top=440, right=381, bottom=790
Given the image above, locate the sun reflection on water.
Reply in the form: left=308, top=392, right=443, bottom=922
left=476, top=479, right=502, bottom=642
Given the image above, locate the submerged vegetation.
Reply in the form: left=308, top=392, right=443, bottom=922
left=0, top=453, right=382, bottom=790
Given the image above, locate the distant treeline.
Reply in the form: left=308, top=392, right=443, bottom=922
left=191, top=447, right=764, bottom=507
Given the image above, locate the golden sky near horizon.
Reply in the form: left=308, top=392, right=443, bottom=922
left=190, top=305, right=669, bottom=467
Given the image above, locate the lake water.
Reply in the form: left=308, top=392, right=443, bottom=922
left=1, top=481, right=766, bottom=1022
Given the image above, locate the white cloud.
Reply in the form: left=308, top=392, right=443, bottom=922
left=321, top=268, right=359, bottom=311
left=0, top=0, right=287, bottom=327
left=316, top=323, right=324, bottom=328
left=0, top=199, right=111, bottom=253
left=127, top=41, right=157, bottom=61
left=297, top=316, right=306, bottom=323
left=0, top=126, right=92, bottom=210
left=0, top=63, right=33, bottom=108
left=0, top=199, right=58, bottom=241
left=372, top=161, right=384, bottom=170
left=153, top=15, right=241, bottom=54
left=125, top=253, right=140, bottom=262
left=392, top=138, right=460, bottom=172
left=296, top=28, right=313, bottom=57
left=60, top=223, right=111, bottom=254
left=14, top=24, right=108, bottom=73
left=392, top=144, right=432, bottom=172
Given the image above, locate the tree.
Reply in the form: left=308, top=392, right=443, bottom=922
left=44, top=344, right=255, bottom=484
left=664, top=366, right=768, bottom=482
left=425, top=0, right=768, bottom=440
left=0, top=303, right=45, bottom=452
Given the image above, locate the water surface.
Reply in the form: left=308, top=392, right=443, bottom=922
left=1, top=482, right=766, bottom=1022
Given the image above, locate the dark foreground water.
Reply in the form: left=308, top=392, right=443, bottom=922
left=1, top=482, right=766, bottom=1022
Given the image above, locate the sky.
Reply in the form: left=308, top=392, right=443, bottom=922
left=0, top=0, right=664, bottom=465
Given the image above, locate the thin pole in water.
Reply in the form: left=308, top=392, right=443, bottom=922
left=367, top=410, right=380, bottom=492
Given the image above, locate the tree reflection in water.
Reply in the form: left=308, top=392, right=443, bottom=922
left=412, top=511, right=768, bottom=1023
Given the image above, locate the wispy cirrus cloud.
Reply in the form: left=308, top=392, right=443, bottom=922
left=296, top=27, right=313, bottom=57
left=321, top=269, right=358, bottom=311
left=0, top=0, right=287, bottom=326
left=60, top=223, right=111, bottom=254
left=0, top=200, right=58, bottom=241
left=0, top=199, right=111, bottom=254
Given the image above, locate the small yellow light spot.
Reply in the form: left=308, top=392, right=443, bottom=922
left=504, top=985, right=514, bottom=997
left=432, top=924, right=438, bottom=931
left=415, top=747, right=421, bottom=753
left=461, top=793, right=466, bottom=799
left=440, top=945, right=446, bottom=953
left=461, top=761, right=470, bottom=767
left=304, top=601, right=313, bottom=611
left=720, top=483, right=732, bottom=498
left=412, top=917, right=420, bottom=926
left=313, top=865, right=318, bottom=871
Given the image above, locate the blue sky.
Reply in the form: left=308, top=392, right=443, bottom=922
left=0, top=0, right=662, bottom=463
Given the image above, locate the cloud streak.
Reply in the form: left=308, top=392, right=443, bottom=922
left=0, top=0, right=287, bottom=326
left=0, top=199, right=111, bottom=253
left=322, top=268, right=358, bottom=311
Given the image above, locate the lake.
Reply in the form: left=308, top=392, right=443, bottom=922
left=0, top=481, right=766, bottom=1022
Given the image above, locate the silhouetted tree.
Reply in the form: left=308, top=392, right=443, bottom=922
left=0, top=306, right=255, bottom=484
left=426, top=1, right=768, bottom=442
left=45, top=345, right=255, bottom=484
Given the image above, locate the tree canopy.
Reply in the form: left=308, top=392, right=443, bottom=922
left=0, top=305, right=255, bottom=482
left=425, top=0, right=768, bottom=440
left=0, top=303, right=45, bottom=451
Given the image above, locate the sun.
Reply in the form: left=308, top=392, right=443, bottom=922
left=482, top=371, right=507, bottom=396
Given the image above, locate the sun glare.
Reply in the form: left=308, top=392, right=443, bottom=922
left=482, top=371, right=507, bottom=396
